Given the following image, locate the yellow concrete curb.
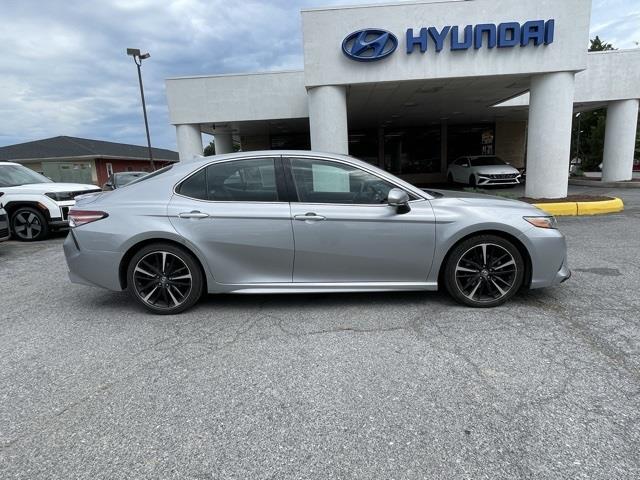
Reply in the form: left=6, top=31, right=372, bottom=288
left=532, top=197, right=624, bottom=216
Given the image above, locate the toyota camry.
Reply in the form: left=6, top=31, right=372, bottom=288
left=64, top=151, right=570, bottom=314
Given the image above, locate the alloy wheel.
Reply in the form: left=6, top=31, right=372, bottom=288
left=454, top=243, right=518, bottom=303
left=132, top=251, right=193, bottom=310
left=13, top=211, right=43, bottom=240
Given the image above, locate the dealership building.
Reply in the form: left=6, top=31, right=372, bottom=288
left=165, top=0, right=639, bottom=199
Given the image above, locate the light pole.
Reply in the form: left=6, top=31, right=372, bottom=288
left=126, top=48, right=155, bottom=171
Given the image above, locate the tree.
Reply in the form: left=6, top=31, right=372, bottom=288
left=589, top=36, right=615, bottom=52
left=203, top=140, right=216, bottom=156
left=203, top=139, right=241, bottom=156
left=570, top=37, right=640, bottom=173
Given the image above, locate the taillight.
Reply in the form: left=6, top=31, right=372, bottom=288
left=68, top=209, right=108, bottom=227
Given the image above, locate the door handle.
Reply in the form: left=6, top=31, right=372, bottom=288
left=294, top=212, right=326, bottom=222
left=178, top=211, right=210, bottom=219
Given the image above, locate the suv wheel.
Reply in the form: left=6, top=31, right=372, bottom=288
left=11, top=207, right=49, bottom=241
left=444, top=234, right=524, bottom=308
left=127, top=243, right=204, bottom=314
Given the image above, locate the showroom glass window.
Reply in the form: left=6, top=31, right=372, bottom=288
left=289, top=158, right=396, bottom=205
left=178, top=158, right=278, bottom=202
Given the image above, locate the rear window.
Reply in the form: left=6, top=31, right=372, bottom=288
left=126, top=165, right=173, bottom=186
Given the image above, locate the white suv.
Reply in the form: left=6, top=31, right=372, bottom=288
left=0, top=161, right=101, bottom=241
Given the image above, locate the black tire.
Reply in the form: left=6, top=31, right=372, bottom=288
left=11, top=207, right=49, bottom=241
left=469, top=175, right=477, bottom=188
left=126, top=243, right=204, bottom=314
left=444, top=234, right=525, bottom=308
left=447, top=173, right=454, bottom=184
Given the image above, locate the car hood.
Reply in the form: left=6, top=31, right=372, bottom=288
left=471, top=165, right=520, bottom=175
left=1, top=183, right=99, bottom=194
left=427, top=189, right=543, bottom=211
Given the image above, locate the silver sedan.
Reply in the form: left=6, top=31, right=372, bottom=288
left=64, top=151, right=570, bottom=314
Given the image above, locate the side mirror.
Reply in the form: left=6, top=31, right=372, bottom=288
left=387, top=188, right=411, bottom=214
left=103, top=183, right=113, bottom=191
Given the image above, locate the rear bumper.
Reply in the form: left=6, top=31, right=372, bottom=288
left=63, top=232, right=124, bottom=291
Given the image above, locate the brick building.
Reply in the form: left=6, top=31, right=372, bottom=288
left=0, top=136, right=178, bottom=186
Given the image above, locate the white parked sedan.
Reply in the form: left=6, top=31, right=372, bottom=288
left=447, top=156, right=522, bottom=187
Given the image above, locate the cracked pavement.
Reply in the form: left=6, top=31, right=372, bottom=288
left=1, top=187, right=639, bottom=479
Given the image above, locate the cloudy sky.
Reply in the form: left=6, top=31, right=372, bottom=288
left=0, top=0, right=638, bottom=151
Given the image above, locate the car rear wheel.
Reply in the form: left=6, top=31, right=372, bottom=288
left=11, top=207, right=49, bottom=241
left=127, top=243, right=203, bottom=314
left=444, top=234, right=524, bottom=308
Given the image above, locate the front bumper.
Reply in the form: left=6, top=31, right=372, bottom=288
left=553, top=260, right=572, bottom=285
left=521, top=226, right=571, bottom=290
left=0, top=213, right=9, bottom=241
left=477, top=176, right=520, bottom=186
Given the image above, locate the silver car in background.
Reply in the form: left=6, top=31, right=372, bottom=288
left=448, top=155, right=522, bottom=187
left=64, top=151, right=570, bottom=314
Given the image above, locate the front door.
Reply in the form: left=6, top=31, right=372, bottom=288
left=168, top=157, right=294, bottom=285
left=285, top=157, right=436, bottom=283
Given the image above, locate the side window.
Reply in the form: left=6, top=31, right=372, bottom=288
left=177, top=158, right=278, bottom=202
left=207, top=158, right=278, bottom=202
left=289, top=158, right=396, bottom=205
left=177, top=168, right=207, bottom=200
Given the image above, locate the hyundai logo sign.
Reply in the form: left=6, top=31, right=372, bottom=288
left=342, top=20, right=555, bottom=62
left=342, top=29, right=398, bottom=62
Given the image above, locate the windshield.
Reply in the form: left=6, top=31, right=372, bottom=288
left=470, top=157, right=507, bottom=167
left=116, top=172, right=147, bottom=186
left=0, top=164, right=53, bottom=187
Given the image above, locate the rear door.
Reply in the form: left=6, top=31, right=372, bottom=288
left=284, top=156, right=436, bottom=283
left=168, top=156, right=294, bottom=284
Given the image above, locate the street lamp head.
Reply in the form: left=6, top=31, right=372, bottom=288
left=139, top=52, right=150, bottom=60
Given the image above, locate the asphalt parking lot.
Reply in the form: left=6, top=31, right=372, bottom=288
left=1, top=187, right=639, bottom=479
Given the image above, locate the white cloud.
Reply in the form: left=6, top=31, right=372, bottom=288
left=0, top=0, right=636, bottom=150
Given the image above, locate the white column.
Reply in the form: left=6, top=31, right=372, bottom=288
left=602, top=99, right=639, bottom=182
left=175, top=124, right=203, bottom=161
left=214, top=133, right=234, bottom=154
left=308, top=85, right=348, bottom=154
left=525, top=72, right=576, bottom=199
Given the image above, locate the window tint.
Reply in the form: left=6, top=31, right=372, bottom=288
left=177, top=158, right=278, bottom=202
left=178, top=168, right=207, bottom=200
left=207, top=158, right=277, bottom=201
left=289, top=158, right=396, bottom=205
left=127, top=165, right=173, bottom=187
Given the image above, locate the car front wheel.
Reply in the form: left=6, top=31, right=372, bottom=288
left=127, top=243, right=204, bottom=314
left=444, top=234, right=525, bottom=308
left=11, top=207, right=49, bottom=241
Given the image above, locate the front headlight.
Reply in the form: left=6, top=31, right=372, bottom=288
left=45, top=192, right=75, bottom=201
left=524, top=216, right=558, bottom=229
